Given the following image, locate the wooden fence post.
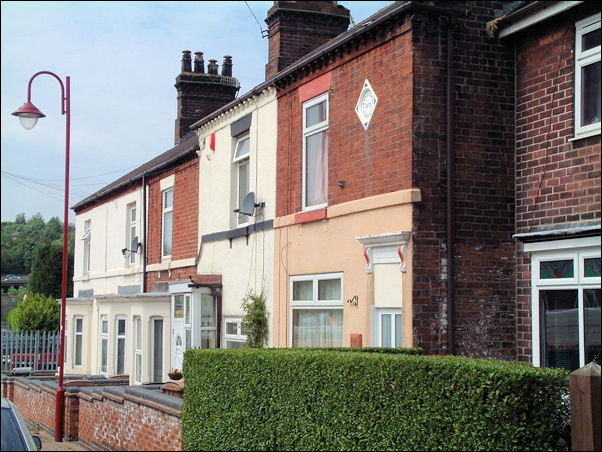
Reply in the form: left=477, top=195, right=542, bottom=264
left=569, top=362, right=601, bottom=451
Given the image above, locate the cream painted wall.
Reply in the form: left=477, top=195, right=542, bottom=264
left=73, top=188, right=145, bottom=297
left=273, top=189, right=418, bottom=348
left=195, top=88, right=277, bottom=347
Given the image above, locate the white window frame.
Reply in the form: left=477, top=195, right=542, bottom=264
left=134, top=316, right=142, bottom=384
left=371, top=307, right=402, bottom=348
left=574, top=13, right=601, bottom=139
left=233, top=134, right=251, bottom=226
left=224, top=317, right=247, bottom=348
left=115, top=316, right=127, bottom=375
left=526, top=237, right=601, bottom=369
left=99, top=315, right=108, bottom=375
left=73, top=316, right=84, bottom=368
left=289, top=272, right=343, bottom=347
left=302, top=93, right=329, bottom=211
left=81, top=220, right=91, bottom=274
left=162, top=188, right=174, bottom=259
left=126, top=202, right=137, bottom=265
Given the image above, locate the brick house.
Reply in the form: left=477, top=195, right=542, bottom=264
left=494, top=1, right=601, bottom=371
left=68, top=51, right=240, bottom=383
left=268, top=1, right=518, bottom=358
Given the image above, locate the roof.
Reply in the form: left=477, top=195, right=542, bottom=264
left=71, top=133, right=199, bottom=212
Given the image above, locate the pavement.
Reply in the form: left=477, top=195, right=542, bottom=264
left=29, top=426, right=89, bottom=451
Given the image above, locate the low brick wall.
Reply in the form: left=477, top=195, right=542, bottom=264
left=2, top=376, right=182, bottom=450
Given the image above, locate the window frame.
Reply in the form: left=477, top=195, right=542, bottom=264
left=302, top=93, right=329, bottom=211
left=115, top=316, right=127, bottom=375
left=574, top=13, right=601, bottom=139
left=99, top=315, right=108, bottom=375
left=134, top=316, right=142, bottom=384
left=527, top=238, right=600, bottom=369
left=233, top=134, right=251, bottom=226
left=126, top=202, right=137, bottom=265
left=73, top=315, right=84, bottom=368
left=81, top=220, right=91, bottom=274
left=224, top=317, right=247, bottom=348
left=161, top=188, right=174, bottom=258
left=289, top=272, right=344, bottom=347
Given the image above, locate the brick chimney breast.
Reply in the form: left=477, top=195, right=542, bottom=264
left=174, top=51, right=240, bottom=144
left=264, top=1, right=350, bottom=80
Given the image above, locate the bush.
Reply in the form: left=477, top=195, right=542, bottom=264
left=7, top=293, right=60, bottom=331
left=241, top=291, right=268, bottom=348
left=182, top=349, right=570, bottom=451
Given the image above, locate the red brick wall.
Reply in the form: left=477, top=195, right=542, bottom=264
left=514, top=4, right=601, bottom=363
left=410, top=2, right=516, bottom=358
left=275, top=15, right=414, bottom=217
left=145, top=157, right=199, bottom=290
left=78, top=393, right=181, bottom=451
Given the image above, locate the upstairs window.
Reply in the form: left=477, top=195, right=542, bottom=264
left=233, top=134, right=250, bottom=226
left=81, top=220, right=91, bottom=274
left=302, top=93, right=329, bottom=210
left=162, top=188, right=173, bottom=258
left=126, top=203, right=137, bottom=265
left=575, top=13, right=601, bottom=139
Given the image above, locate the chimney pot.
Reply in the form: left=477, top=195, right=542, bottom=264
left=181, top=50, right=192, bottom=73
left=194, top=52, right=205, bottom=73
left=207, top=59, right=218, bottom=75
left=222, top=55, right=233, bottom=77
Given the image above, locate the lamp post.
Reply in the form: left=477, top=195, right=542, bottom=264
left=12, top=71, right=70, bottom=442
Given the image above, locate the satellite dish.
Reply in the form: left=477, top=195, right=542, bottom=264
left=131, top=236, right=139, bottom=251
left=241, top=192, right=256, bottom=216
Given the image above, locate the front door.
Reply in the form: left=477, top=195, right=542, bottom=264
left=171, top=294, right=189, bottom=372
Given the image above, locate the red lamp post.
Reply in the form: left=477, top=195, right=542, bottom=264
left=12, top=71, right=70, bottom=442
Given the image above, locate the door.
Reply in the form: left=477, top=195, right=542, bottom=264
left=171, top=295, right=187, bottom=372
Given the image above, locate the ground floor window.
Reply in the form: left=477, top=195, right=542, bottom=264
left=200, top=294, right=217, bottom=348
left=73, top=316, right=84, bottom=367
left=371, top=308, right=402, bottom=347
left=134, top=316, right=142, bottom=384
left=224, top=317, right=247, bottom=348
left=115, top=316, right=127, bottom=375
left=290, top=273, right=343, bottom=347
left=100, top=316, right=108, bottom=375
left=526, top=238, right=600, bottom=371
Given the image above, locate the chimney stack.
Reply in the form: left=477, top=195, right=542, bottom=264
left=174, top=51, right=240, bottom=144
left=264, top=1, right=351, bottom=80
left=194, top=52, right=205, bottom=73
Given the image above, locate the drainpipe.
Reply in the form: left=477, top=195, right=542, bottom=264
left=142, top=173, right=147, bottom=293
left=445, top=17, right=457, bottom=355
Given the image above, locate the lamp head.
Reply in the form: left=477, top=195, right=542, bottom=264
left=12, top=101, right=45, bottom=130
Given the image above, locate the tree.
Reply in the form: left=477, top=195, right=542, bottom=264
left=28, top=242, right=73, bottom=298
left=241, top=291, right=268, bottom=348
left=7, top=293, right=60, bottom=331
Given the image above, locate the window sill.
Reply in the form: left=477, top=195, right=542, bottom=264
left=295, top=208, right=328, bottom=224
left=569, top=128, right=601, bottom=142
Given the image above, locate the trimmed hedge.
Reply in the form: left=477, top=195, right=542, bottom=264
left=182, top=349, right=570, bottom=451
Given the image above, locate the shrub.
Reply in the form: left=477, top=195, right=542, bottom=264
left=7, top=292, right=60, bottom=331
left=241, top=291, right=268, bottom=348
left=182, top=349, right=570, bottom=451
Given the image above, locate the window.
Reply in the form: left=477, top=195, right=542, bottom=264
left=126, top=203, right=137, bottom=265
left=224, top=318, right=247, bottom=348
left=290, top=273, right=343, bottom=347
left=372, top=308, right=402, bottom=347
left=115, top=316, right=127, bottom=375
left=200, top=294, right=217, bottom=348
left=575, top=13, right=601, bottom=139
left=64, top=319, right=68, bottom=364
left=233, top=134, right=251, bottom=226
left=162, top=189, right=173, bottom=258
left=302, top=93, right=329, bottom=210
left=81, top=220, right=91, bottom=274
left=100, top=316, right=108, bottom=375
left=134, top=316, right=142, bottom=384
left=73, top=316, right=83, bottom=367
left=527, top=239, right=600, bottom=371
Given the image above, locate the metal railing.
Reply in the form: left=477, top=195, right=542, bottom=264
left=1, top=330, right=60, bottom=373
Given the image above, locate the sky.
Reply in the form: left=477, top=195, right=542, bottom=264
left=1, top=1, right=393, bottom=224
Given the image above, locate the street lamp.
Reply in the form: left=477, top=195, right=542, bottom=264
left=12, top=71, right=70, bottom=443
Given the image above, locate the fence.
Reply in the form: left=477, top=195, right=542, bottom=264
left=1, top=330, right=60, bottom=373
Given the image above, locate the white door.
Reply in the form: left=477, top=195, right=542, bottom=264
left=171, top=295, right=186, bottom=372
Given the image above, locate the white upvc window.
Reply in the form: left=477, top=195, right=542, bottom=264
left=224, top=317, right=247, bottom=349
left=81, top=220, right=91, bottom=274
left=302, top=93, right=329, bottom=210
left=162, top=189, right=173, bottom=258
left=73, top=316, right=84, bottom=368
left=574, top=13, right=601, bottom=139
left=290, top=272, right=343, bottom=347
left=64, top=319, right=68, bottom=364
left=134, top=316, right=142, bottom=384
left=115, top=316, right=127, bottom=375
left=526, top=237, right=600, bottom=371
left=99, top=315, right=108, bottom=375
left=126, top=203, right=137, bottom=265
left=233, top=134, right=251, bottom=226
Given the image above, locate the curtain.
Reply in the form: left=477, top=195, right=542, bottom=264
left=293, top=309, right=343, bottom=347
left=305, top=131, right=328, bottom=206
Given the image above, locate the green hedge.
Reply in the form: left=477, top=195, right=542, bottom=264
left=182, top=349, right=570, bottom=451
